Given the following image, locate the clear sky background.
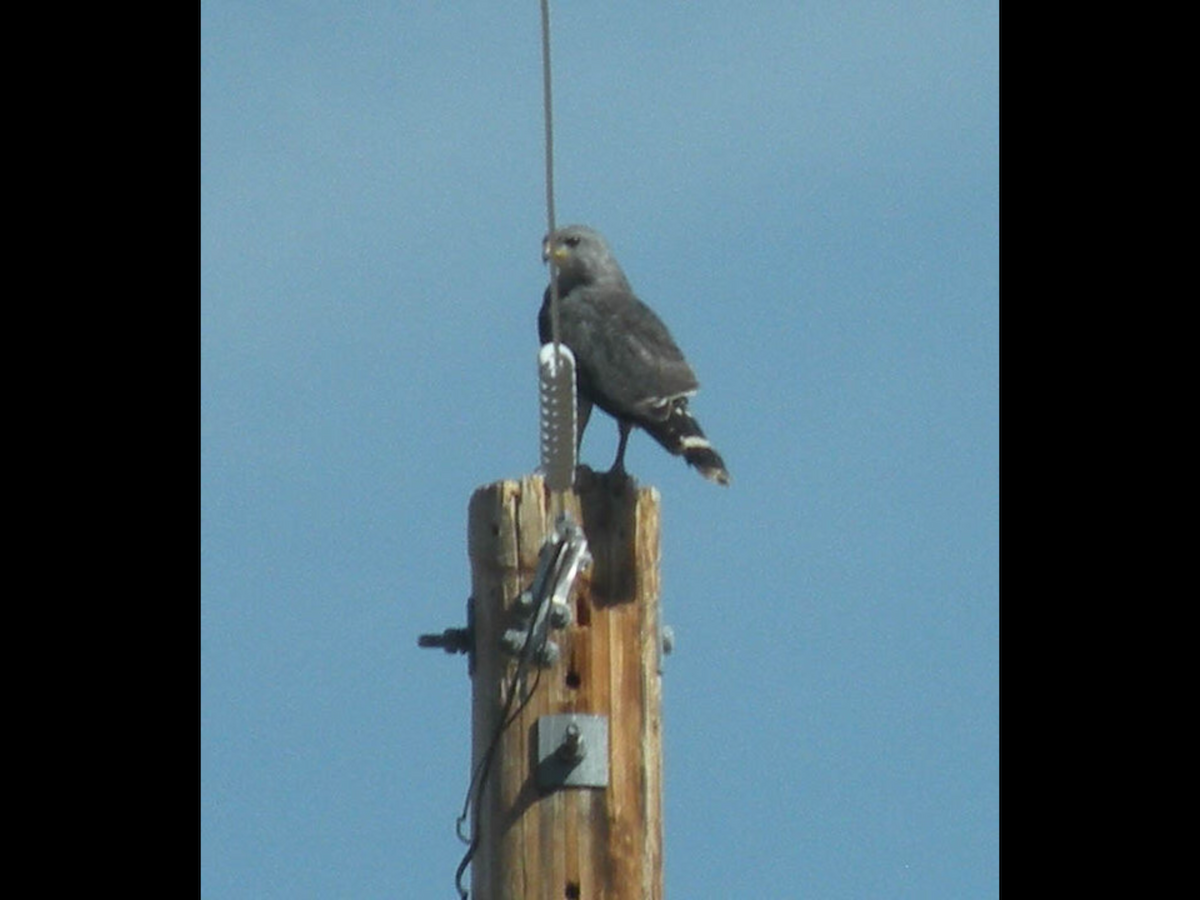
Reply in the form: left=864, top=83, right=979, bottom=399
left=201, top=2, right=999, bottom=897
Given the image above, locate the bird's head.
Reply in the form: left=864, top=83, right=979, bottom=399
left=542, top=225, right=628, bottom=292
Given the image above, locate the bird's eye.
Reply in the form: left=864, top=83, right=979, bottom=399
left=564, top=235, right=581, bottom=248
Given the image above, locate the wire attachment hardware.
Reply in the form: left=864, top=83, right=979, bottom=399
left=538, top=342, right=578, bottom=493
left=418, top=597, right=476, bottom=675
left=502, top=513, right=590, bottom=668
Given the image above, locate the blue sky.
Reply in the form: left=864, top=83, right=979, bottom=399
left=201, top=2, right=999, bottom=897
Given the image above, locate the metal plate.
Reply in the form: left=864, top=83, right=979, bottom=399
left=536, top=714, right=609, bottom=789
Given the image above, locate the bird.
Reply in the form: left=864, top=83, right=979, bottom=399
left=539, top=224, right=729, bottom=486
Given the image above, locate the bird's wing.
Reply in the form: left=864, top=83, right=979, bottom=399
left=561, top=286, right=699, bottom=423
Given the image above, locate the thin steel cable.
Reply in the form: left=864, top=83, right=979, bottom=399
left=539, top=0, right=574, bottom=516
left=541, top=0, right=560, bottom=351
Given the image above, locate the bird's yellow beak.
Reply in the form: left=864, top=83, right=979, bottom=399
left=542, top=239, right=570, bottom=265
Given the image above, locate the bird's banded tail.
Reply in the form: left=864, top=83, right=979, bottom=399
left=645, top=404, right=730, bottom=486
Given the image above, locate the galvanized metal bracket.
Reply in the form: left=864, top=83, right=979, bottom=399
left=501, top=513, right=590, bottom=669
left=536, top=713, right=609, bottom=790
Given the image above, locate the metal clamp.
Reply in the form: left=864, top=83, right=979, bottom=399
left=502, top=513, right=590, bottom=668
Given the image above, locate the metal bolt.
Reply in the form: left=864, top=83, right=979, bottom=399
left=537, top=640, right=561, bottom=667
left=418, top=627, right=472, bottom=655
left=500, top=629, right=528, bottom=656
left=549, top=599, right=573, bottom=629
left=558, top=721, right=586, bottom=763
left=661, top=625, right=675, bottom=656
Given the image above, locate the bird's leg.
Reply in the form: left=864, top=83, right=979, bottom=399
left=609, top=420, right=632, bottom=479
left=570, top=396, right=596, bottom=482
left=576, top=397, right=593, bottom=453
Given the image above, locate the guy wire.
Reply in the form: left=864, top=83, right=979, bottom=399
left=541, top=0, right=560, bottom=353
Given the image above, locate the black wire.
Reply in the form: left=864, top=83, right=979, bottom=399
left=453, top=575, right=553, bottom=898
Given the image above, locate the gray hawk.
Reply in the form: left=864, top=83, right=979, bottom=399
left=539, top=225, right=729, bottom=485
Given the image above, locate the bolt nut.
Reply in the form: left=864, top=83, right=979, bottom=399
left=549, top=599, right=573, bottom=629
left=661, top=625, right=675, bottom=656
left=558, top=722, right=586, bottom=762
left=536, top=640, right=561, bottom=667
left=500, top=629, right=528, bottom=656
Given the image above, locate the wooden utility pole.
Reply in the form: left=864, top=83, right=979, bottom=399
left=466, top=471, right=664, bottom=900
